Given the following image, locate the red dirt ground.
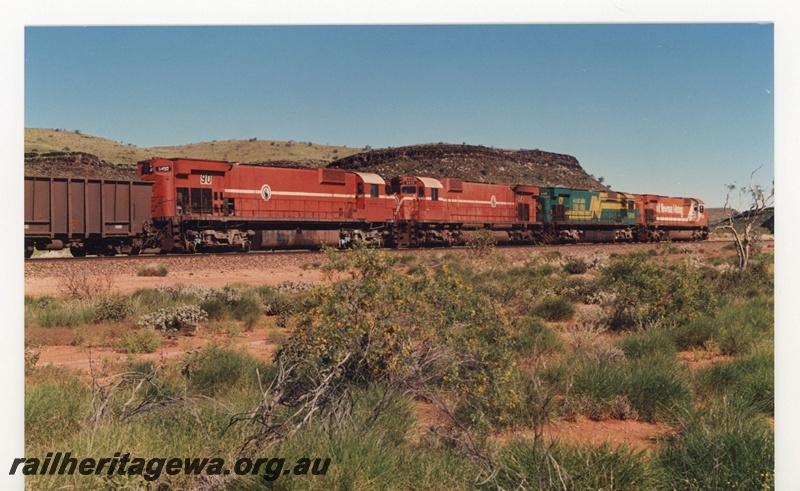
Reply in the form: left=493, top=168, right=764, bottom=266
left=512, top=417, right=670, bottom=452
left=32, top=325, right=282, bottom=376
left=413, top=402, right=670, bottom=452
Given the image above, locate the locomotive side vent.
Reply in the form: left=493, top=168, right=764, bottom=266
left=319, top=168, right=347, bottom=185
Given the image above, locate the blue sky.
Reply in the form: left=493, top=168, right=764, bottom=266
left=24, top=24, right=773, bottom=207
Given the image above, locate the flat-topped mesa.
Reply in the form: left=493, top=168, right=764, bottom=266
left=329, top=143, right=602, bottom=191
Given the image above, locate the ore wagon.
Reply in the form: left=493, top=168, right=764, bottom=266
left=24, top=176, right=152, bottom=257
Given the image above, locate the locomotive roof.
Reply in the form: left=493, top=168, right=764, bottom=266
left=353, top=172, right=386, bottom=185
left=415, top=177, right=443, bottom=189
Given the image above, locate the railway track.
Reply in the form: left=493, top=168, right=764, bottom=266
left=25, top=239, right=742, bottom=264
left=25, top=249, right=322, bottom=264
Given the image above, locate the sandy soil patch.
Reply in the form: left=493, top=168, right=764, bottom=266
left=31, top=325, right=283, bottom=375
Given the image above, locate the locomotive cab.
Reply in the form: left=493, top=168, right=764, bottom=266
left=138, top=158, right=232, bottom=219
left=353, top=172, right=396, bottom=222
left=389, top=176, right=445, bottom=222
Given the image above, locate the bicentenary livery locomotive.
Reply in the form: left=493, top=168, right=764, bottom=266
left=24, top=157, right=708, bottom=257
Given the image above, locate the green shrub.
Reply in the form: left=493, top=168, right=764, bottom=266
left=535, top=263, right=559, bottom=276
left=93, top=296, right=134, bottom=323
left=279, top=245, right=519, bottom=430
left=207, top=321, right=243, bottom=338
left=25, top=296, right=96, bottom=328
left=615, top=329, right=676, bottom=360
left=571, top=356, right=690, bottom=422
left=233, top=386, right=475, bottom=490
left=671, top=316, right=719, bottom=351
left=136, top=262, right=168, bottom=277
left=715, top=296, right=773, bottom=356
left=549, top=276, right=604, bottom=303
left=671, top=296, right=773, bottom=356
left=538, top=250, right=562, bottom=262
left=655, top=398, right=774, bottom=490
left=602, top=252, right=717, bottom=330
left=26, top=377, right=88, bottom=448
left=512, top=317, right=563, bottom=355
left=254, top=286, right=296, bottom=314
left=447, top=263, right=555, bottom=310
left=137, top=305, right=208, bottom=333
left=194, top=287, right=264, bottom=326
left=563, top=257, right=589, bottom=275
left=694, top=349, right=774, bottom=415
left=497, top=439, right=653, bottom=490
left=466, top=228, right=497, bottom=257
left=154, top=283, right=214, bottom=300
left=114, top=328, right=163, bottom=354
left=530, top=297, right=575, bottom=322
left=227, top=291, right=264, bottom=323
left=184, top=344, right=267, bottom=396
left=198, top=297, right=227, bottom=321
left=706, top=259, right=773, bottom=298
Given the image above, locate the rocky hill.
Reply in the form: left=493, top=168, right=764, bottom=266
left=330, top=144, right=605, bottom=190
left=25, top=152, right=139, bottom=180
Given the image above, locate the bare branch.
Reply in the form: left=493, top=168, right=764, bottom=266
left=718, top=166, right=773, bottom=269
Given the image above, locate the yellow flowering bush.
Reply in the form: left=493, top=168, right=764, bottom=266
left=601, top=251, right=717, bottom=329
left=278, top=244, right=520, bottom=429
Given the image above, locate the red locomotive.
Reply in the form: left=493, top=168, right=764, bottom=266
left=390, top=176, right=539, bottom=247
left=137, top=158, right=394, bottom=252
left=634, top=194, right=708, bottom=241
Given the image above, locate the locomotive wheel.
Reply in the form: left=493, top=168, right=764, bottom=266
left=25, top=246, right=34, bottom=259
left=69, top=246, right=86, bottom=257
left=236, top=239, right=251, bottom=253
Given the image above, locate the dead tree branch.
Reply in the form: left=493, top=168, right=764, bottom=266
left=718, top=165, right=774, bottom=269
